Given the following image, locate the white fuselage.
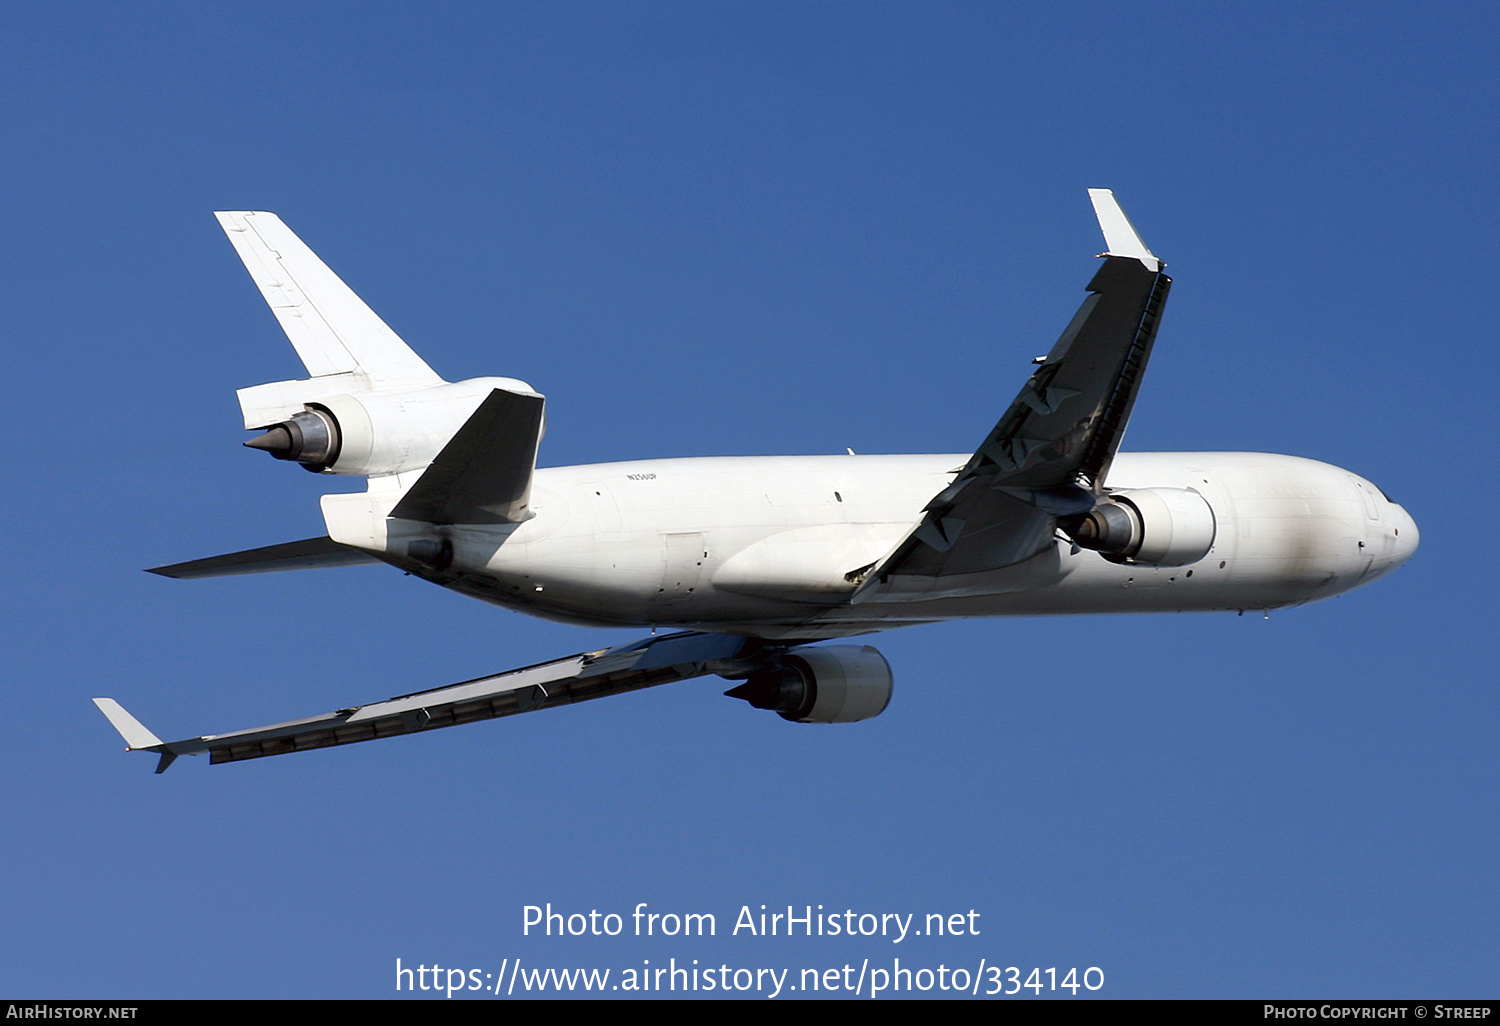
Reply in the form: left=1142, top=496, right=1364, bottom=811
left=331, top=451, right=1418, bottom=640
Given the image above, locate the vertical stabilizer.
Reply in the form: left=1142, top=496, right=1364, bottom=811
left=217, top=211, right=445, bottom=427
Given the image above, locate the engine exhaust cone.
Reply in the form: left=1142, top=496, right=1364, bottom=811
left=725, top=664, right=814, bottom=719
left=724, top=680, right=779, bottom=710
left=243, top=426, right=294, bottom=458
left=242, top=409, right=339, bottom=470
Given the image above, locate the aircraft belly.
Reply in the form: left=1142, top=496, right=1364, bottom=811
left=478, top=521, right=840, bottom=629
left=459, top=458, right=952, bottom=628
left=710, top=522, right=913, bottom=601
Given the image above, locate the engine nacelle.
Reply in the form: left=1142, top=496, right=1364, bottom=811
left=1065, top=487, right=1216, bottom=567
left=243, top=376, right=539, bottom=476
left=724, top=645, right=893, bottom=723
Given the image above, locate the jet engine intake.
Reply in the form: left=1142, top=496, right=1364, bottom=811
left=724, top=645, right=893, bottom=723
left=1064, top=487, right=1216, bottom=567
left=242, top=376, right=537, bottom=477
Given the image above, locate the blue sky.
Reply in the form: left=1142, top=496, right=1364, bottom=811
left=2, top=1, right=1495, bottom=999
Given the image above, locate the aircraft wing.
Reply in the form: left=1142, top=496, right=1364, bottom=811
left=853, top=190, right=1170, bottom=594
left=94, top=632, right=753, bottom=772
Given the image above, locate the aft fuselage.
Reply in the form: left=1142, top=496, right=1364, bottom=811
left=338, top=451, right=1417, bottom=640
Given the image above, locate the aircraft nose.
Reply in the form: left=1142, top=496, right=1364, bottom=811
left=1386, top=501, right=1419, bottom=569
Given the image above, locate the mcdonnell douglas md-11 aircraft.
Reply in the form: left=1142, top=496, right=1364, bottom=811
left=95, top=191, right=1417, bottom=772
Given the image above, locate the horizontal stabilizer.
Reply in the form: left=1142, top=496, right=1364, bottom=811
left=390, top=388, right=545, bottom=525
left=147, top=536, right=380, bottom=579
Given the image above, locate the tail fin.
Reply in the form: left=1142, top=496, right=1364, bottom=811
left=216, top=211, right=445, bottom=427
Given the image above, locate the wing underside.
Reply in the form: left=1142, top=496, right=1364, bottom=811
left=95, top=633, right=753, bottom=771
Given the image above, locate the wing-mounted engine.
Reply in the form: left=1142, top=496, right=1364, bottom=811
left=724, top=645, right=893, bottom=723
left=242, top=376, right=541, bottom=477
left=1063, top=487, right=1216, bottom=567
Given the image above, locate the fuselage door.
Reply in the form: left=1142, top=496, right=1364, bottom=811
left=661, top=532, right=707, bottom=598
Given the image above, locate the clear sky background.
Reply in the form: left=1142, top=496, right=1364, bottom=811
left=2, top=1, right=1494, bottom=1000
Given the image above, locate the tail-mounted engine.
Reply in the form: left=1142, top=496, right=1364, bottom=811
left=1063, top=487, right=1216, bottom=567
left=242, top=376, right=539, bottom=477
left=724, top=645, right=893, bottom=723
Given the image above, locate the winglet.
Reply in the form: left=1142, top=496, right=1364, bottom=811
left=93, top=698, right=164, bottom=751
left=1088, top=189, right=1161, bottom=272
left=92, top=700, right=196, bottom=772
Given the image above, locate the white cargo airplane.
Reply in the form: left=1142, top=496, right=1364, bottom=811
left=95, top=191, right=1417, bottom=772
